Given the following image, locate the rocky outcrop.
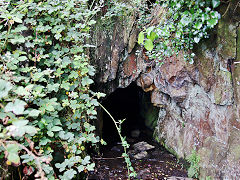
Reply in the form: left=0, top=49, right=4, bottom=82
left=92, top=1, right=240, bottom=179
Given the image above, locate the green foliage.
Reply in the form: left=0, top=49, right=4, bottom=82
left=138, top=0, right=221, bottom=64
left=0, top=0, right=105, bottom=179
left=187, top=149, right=200, bottom=178
left=99, top=0, right=140, bottom=31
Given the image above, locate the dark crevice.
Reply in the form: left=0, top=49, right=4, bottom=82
left=101, top=82, right=152, bottom=145
left=146, top=0, right=156, bottom=9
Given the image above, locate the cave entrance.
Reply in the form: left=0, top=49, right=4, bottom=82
left=91, top=83, right=189, bottom=179
left=101, top=82, right=159, bottom=146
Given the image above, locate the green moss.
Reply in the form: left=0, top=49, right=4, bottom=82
left=217, top=18, right=237, bottom=58
left=214, top=88, right=222, bottom=104
left=159, top=138, right=179, bottom=158
left=153, top=128, right=160, bottom=142
left=214, top=70, right=232, bottom=104
left=143, top=106, right=159, bottom=130
left=232, top=145, right=240, bottom=160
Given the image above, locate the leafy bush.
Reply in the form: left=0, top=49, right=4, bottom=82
left=0, top=0, right=105, bottom=179
left=187, top=150, right=200, bottom=178
left=138, top=0, right=221, bottom=64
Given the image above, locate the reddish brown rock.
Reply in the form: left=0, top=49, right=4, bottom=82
left=123, top=52, right=137, bottom=77
left=93, top=2, right=240, bottom=179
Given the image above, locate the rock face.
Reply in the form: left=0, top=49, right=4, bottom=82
left=92, top=1, right=240, bottom=179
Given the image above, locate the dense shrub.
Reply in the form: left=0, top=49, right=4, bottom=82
left=0, top=0, right=105, bottom=179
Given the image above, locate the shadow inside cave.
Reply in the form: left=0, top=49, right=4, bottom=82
left=101, top=82, right=153, bottom=146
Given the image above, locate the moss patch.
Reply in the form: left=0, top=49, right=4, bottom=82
left=159, top=138, right=179, bottom=158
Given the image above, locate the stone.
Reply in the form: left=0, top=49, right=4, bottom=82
left=139, top=72, right=154, bottom=92
left=111, top=145, right=123, bottom=152
left=133, top=141, right=155, bottom=152
left=136, top=168, right=151, bottom=179
left=151, top=90, right=169, bottom=107
left=131, top=129, right=140, bottom=138
left=133, top=151, right=148, bottom=160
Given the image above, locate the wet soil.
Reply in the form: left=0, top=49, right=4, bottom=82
left=88, top=134, right=189, bottom=180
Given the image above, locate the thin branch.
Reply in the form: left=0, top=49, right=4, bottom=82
left=233, top=2, right=240, bottom=13
left=222, top=1, right=231, bottom=17
left=4, top=141, right=48, bottom=180
left=94, top=156, right=124, bottom=160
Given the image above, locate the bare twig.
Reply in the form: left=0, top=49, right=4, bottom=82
left=4, top=141, right=49, bottom=180
left=94, top=156, right=124, bottom=160
left=222, top=1, right=231, bottom=17
left=233, top=2, right=240, bottom=13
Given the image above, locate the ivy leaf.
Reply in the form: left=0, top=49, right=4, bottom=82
left=63, top=169, right=77, bottom=179
left=212, top=0, right=220, bottom=8
left=6, top=144, right=19, bottom=153
left=88, top=20, right=96, bottom=25
left=15, top=86, right=30, bottom=96
left=69, top=71, right=79, bottom=79
left=70, top=100, right=80, bottom=110
left=144, top=39, right=154, bottom=51
left=12, top=16, right=22, bottom=23
left=146, top=26, right=154, bottom=36
left=28, top=109, right=41, bottom=117
left=88, top=65, right=95, bottom=76
left=51, top=126, right=62, bottom=132
left=62, top=57, right=71, bottom=68
left=194, top=22, right=202, bottom=30
left=54, top=33, right=62, bottom=40
left=95, top=92, right=106, bottom=99
left=194, top=37, right=200, bottom=43
left=18, top=56, right=27, bottom=61
left=82, top=156, right=90, bottom=165
left=47, top=131, right=54, bottom=137
left=40, top=138, right=51, bottom=146
left=90, top=99, right=98, bottom=106
left=12, top=120, right=29, bottom=127
left=8, top=153, right=20, bottom=164
left=207, top=18, right=218, bottom=27
left=61, top=82, right=70, bottom=91
left=86, top=163, right=95, bottom=171
left=45, top=104, right=55, bottom=111
left=24, top=125, right=38, bottom=135
left=147, top=31, right=157, bottom=42
left=10, top=36, right=25, bottom=44
left=5, top=99, right=27, bottom=115
left=47, top=83, right=60, bottom=92
left=21, top=154, right=34, bottom=163
left=84, top=122, right=96, bottom=132
left=77, top=165, right=84, bottom=173
left=0, top=80, right=12, bottom=99
left=138, top=31, right=144, bottom=45
left=81, top=77, right=93, bottom=86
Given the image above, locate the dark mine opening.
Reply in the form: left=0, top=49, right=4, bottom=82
left=101, top=82, right=153, bottom=146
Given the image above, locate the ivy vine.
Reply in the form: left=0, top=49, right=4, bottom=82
left=138, top=0, right=221, bottom=64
